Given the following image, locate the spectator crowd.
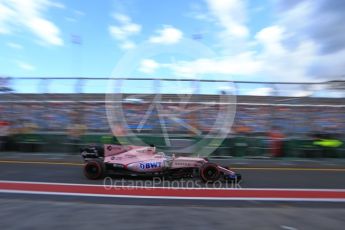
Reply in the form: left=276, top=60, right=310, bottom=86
left=0, top=102, right=344, bottom=137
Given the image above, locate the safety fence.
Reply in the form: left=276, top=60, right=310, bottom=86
left=2, top=133, right=344, bottom=158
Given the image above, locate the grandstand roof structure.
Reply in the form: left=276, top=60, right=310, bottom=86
left=0, top=93, right=344, bottom=107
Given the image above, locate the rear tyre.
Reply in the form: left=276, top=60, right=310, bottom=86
left=83, top=159, right=105, bottom=179
left=200, top=163, right=220, bottom=182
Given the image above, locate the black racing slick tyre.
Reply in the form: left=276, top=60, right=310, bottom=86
left=83, top=159, right=105, bottom=180
left=200, top=162, right=220, bottom=182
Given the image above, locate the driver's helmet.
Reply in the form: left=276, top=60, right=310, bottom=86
left=149, top=144, right=156, bottom=152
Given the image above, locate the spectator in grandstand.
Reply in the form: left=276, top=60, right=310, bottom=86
left=268, top=126, right=285, bottom=157
left=0, top=120, right=10, bottom=151
left=66, top=115, right=87, bottom=153
left=22, top=120, right=39, bottom=134
left=232, top=122, right=252, bottom=135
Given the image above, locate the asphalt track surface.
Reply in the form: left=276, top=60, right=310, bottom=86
left=0, top=153, right=344, bottom=229
left=0, top=198, right=344, bottom=230
left=0, top=154, right=344, bottom=189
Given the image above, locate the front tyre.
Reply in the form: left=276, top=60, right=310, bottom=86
left=83, top=159, right=105, bottom=179
left=200, top=163, right=220, bottom=182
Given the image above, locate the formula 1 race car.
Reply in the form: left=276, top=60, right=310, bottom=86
left=80, top=144, right=241, bottom=183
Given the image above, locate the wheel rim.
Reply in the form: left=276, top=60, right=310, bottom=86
left=202, top=165, right=219, bottom=181
left=205, top=167, right=217, bottom=179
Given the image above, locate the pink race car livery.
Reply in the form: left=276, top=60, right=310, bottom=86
left=81, top=144, right=241, bottom=182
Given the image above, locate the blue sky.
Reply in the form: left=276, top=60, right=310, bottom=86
left=0, top=0, right=344, bottom=95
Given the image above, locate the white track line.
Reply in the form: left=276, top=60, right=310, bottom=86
left=1, top=189, right=345, bottom=202
left=1, top=180, right=345, bottom=191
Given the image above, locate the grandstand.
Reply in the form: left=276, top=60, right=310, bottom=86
left=0, top=78, right=344, bottom=157
left=1, top=93, right=344, bottom=135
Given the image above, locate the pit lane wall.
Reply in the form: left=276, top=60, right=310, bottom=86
left=1, top=133, right=344, bottom=158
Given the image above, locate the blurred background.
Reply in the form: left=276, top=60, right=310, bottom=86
left=1, top=0, right=344, bottom=159
left=0, top=77, right=344, bottom=157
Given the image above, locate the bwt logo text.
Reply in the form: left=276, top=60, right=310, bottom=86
left=139, top=162, right=162, bottom=169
